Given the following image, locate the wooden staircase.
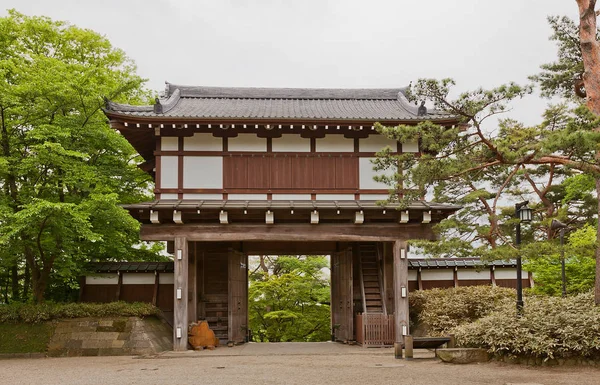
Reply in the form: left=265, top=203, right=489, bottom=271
left=201, top=294, right=229, bottom=344
left=359, top=243, right=387, bottom=315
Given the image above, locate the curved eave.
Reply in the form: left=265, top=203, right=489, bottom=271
left=103, top=110, right=461, bottom=126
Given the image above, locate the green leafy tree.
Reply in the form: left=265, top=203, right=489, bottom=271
left=524, top=225, right=596, bottom=296
left=248, top=256, right=331, bottom=342
left=0, top=10, right=160, bottom=302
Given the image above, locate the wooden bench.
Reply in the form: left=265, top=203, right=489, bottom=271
left=399, top=335, right=455, bottom=359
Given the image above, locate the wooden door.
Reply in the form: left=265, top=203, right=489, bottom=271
left=331, top=248, right=353, bottom=342
left=228, top=249, right=248, bottom=343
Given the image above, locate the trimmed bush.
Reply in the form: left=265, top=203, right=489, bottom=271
left=453, top=291, right=600, bottom=360
left=409, top=286, right=515, bottom=335
left=0, top=302, right=160, bottom=324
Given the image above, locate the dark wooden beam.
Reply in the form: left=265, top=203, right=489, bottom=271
left=139, top=223, right=434, bottom=242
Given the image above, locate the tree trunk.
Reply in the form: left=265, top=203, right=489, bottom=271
left=577, top=0, right=600, bottom=304
left=11, top=265, right=19, bottom=302
left=23, top=264, right=30, bottom=301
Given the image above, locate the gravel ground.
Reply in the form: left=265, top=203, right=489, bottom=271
left=1, top=353, right=599, bottom=385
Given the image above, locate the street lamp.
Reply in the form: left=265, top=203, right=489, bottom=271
left=515, top=201, right=533, bottom=313
left=551, top=219, right=568, bottom=298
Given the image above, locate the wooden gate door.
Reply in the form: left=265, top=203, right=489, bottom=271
left=228, top=249, right=248, bottom=343
left=331, top=248, right=353, bottom=342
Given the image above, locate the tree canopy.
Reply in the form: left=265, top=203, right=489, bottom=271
left=0, top=10, right=163, bottom=303
left=248, top=255, right=331, bottom=342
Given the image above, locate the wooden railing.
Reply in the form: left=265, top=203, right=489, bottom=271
left=355, top=313, right=395, bottom=346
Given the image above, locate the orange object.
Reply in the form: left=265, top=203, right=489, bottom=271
left=188, top=321, right=219, bottom=349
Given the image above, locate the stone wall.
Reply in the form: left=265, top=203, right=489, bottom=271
left=47, top=317, right=172, bottom=357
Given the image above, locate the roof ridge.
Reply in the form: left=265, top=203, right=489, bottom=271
left=166, top=83, right=409, bottom=100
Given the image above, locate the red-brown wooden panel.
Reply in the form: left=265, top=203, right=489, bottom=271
left=313, top=156, right=336, bottom=189
left=247, top=156, right=271, bottom=189
left=291, top=157, right=314, bottom=188
left=335, top=157, right=358, bottom=189
left=157, top=284, right=174, bottom=311
left=120, top=284, right=154, bottom=303
left=223, top=157, right=248, bottom=188
left=270, top=157, right=293, bottom=188
left=81, top=285, right=118, bottom=303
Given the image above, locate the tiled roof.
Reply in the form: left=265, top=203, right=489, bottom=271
left=122, top=199, right=461, bottom=212
left=87, top=261, right=174, bottom=273
left=104, top=84, right=457, bottom=122
left=84, top=258, right=514, bottom=275
left=408, top=258, right=517, bottom=268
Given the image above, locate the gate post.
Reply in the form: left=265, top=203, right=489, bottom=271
left=173, top=236, right=189, bottom=351
left=393, top=240, right=409, bottom=358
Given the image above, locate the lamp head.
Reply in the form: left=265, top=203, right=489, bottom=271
left=551, top=219, right=567, bottom=230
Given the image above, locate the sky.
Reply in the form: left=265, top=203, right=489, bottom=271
left=1, top=0, right=580, bottom=126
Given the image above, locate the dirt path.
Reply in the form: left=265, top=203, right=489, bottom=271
left=1, top=353, right=599, bottom=385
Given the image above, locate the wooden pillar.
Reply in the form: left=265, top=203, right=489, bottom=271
left=453, top=267, right=459, bottom=288
left=173, top=236, right=189, bottom=351
left=152, top=272, right=159, bottom=307
left=188, top=242, right=197, bottom=325
left=490, top=267, right=496, bottom=287
left=393, top=240, right=409, bottom=358
left=116, top=272, right=123, bottom=301
left=417, top=268, right=423, bottom=291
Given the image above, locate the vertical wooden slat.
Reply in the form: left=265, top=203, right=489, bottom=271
left=152, top=272, right=159, bottom=307
left=393, top=240, right=408, bottom=346
left=188, top=242, right=197, bottom=325
left=173, top=236, right=189, bottom=351
left=116, top=272, right=123, bottom=301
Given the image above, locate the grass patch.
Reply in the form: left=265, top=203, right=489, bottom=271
left=0, top=323, right=54, bottom=354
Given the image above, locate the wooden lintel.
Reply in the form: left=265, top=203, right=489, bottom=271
left=139, top=223, right=432, bottom=242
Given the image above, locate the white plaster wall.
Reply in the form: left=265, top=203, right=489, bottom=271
left=85, top=274, right=118, bottom=285
left=160, top=194, right=179, bottom=200
left=421, top=269, right=454, bottom=281
left=272, top=135, right=310, bottom=152
left=408, top=270, right=418, bottom=280
left=360, top=194, right=390, bottom=200
left=160, top=156, right=178, bottom=188
left=457, top=270, right=491, bottom=280
left=161, top=137, right=179, bottom=151
left=359, top=157, right=394, bottom=190
left=402, top=140, right=419, bottom=153
left=271, top=194, right=312, bottom=200
left=315, top=135, right=353, bottom=152
left=183, top=156, right=223, bottom=189
left=184, top=133, right=222, bottom=151
left=122, top=273, right=155, bottom=285
left=494, top=268, right=518, bottom=279
left=228, top=134, right=267, bottom=152
left=360, top=135, right=397, bottom=152
left=159, top=273, right=175, bottom=284
left=183, top=193, right=223, bottom=200
left=227, top=194, right=268, bottom=200
left=315, top=194, right=355, bottom=200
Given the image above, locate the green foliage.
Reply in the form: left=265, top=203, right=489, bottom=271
left=409, top=286, right=515, bottom=336
left=0, top=323, right=54, bottom=353
left=524, top=225, right=597, bottom=296
left=529, top=16, right=593, bottom=100
left=248, top=256, right=331, bottom=342
left=0, top=10, right=159, bottom=302
left=0, top=301, right=159, bottom=324
left=454, top=292, right=600, bottom=360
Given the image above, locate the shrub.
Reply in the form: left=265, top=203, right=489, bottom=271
left=409, top=286, right=515, bottom=335
left=453, top=291, right=600, bottom=360
left=0, top=302, right=160, bottom=324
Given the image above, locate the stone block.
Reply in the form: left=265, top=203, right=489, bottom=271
left=111, top=340, right=125, bottom=348
left=436, top=348, right=490, bottom=364
left=81, top=348, right=100, bottom=357
left=98, top=320, right=113, bottom=327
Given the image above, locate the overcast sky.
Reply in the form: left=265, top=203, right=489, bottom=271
left=2, top=1, right=580, bottom=125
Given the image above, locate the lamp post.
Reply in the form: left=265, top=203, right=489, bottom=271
left=551, top=219, right=568, bottom=298
left=515, top=201, right=532, bottom=313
